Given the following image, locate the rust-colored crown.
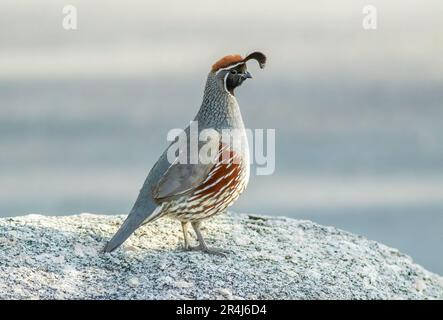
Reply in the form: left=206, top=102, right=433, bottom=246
left=211, top=55, right=244, bottom=72
left=211, top=52, right=267, bottom=73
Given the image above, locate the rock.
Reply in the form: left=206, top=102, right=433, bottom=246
left=0, top=212, right=442, bottom=299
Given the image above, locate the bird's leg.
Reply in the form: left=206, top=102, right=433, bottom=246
left=181, top=221, right=192, bottom=249
left=188, top=221, right=227, bottom=256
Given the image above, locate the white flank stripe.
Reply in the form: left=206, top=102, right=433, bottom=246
left=194, top=174, right=227, bottom=195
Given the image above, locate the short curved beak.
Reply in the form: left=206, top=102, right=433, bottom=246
left=242, top=71, right=252, bottom=79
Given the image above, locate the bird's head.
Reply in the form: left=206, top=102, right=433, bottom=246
left=211, top=52, right=267, bottom=95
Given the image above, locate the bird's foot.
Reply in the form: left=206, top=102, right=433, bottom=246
left=181, top=221, right=228, bottom=256
left=185, top=243, right=228, bottom=257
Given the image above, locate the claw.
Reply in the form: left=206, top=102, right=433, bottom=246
left=178, top=221, right=229, bottom=257
left=185, top=243, right=228, bottom=257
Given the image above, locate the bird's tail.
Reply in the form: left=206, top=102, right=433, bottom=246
left=103, top=202, right=163, bottom=253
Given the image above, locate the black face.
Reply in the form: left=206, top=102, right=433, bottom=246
left=225, top=64, right=252, bottom=95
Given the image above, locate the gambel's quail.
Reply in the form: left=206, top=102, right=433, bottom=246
left=103, top=52, right=267, bottom=254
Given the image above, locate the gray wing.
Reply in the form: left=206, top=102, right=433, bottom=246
left=152, top=134, right=225, bottom=202
left=152, top=162, right=213, bottom=201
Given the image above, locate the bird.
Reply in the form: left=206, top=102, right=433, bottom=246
left=103, top=51, right=267, bottom=255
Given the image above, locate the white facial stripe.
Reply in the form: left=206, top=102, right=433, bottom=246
left=215, top=62, right=245, bottom=75
left=223, top=72, right=229, bottom=93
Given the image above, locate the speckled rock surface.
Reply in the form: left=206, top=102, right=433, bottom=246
left=0, top=213, right=442, bottom=299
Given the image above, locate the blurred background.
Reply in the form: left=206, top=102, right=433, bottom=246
left=0, top=0, right=442, bottom=274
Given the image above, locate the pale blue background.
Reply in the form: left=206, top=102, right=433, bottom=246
left=0, top=0, right=442, bottom=274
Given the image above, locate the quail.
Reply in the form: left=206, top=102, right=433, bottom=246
left=103, top=52, right=267, bottom=254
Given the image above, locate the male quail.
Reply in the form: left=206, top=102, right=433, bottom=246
left=103, top=52, right=267, bottom=254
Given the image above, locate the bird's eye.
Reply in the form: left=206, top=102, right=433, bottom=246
left=230, top=69, right=237, bottom=74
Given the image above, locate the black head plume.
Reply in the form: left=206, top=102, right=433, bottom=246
left=243, top=52, right=267, bottom=69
